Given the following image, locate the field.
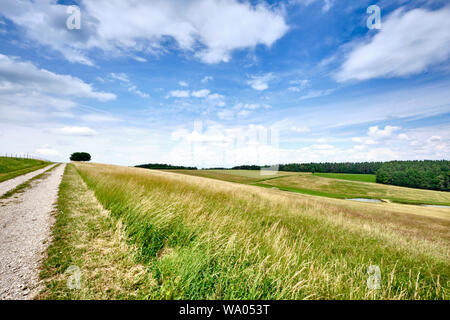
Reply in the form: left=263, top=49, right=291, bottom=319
left=40, top=163, right=450, bottom=299
left=313, top=172, right=376, bottom=183
left=171, top=170, right=450, bottom=206
left=0, top=157, right=50, bottom=183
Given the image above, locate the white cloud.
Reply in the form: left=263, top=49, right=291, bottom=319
left=247, top=73, right=275, bottom=91
left=168, top=90, right=190, bottom=98
left=291, top=126, right=310, bottom=133
left=0, top=54, right=115, bottom=101
left=179, top=81, right=189, bottom=87
left=109, top=73, right=130, bottom=83
left=128, top=86, right=149, bottom=98
left=191, top=89, right=211, bottom=98
left=288, top=79, right=309, bottom=92
left=298, top=88, right=334, bottom=100
left=368, top=125, right=401, bottom=139
left=201, top=76, right=213, bottom=83
left=108, top=72, right=149, bottom=98
left=0, top=0, right=288, bottom=65
left=54, top=126, right=97, bottom=136
left=336, top=7, right=450, bottom=81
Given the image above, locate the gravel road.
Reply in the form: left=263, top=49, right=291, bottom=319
left=0, top=164, right=57, bottom=197
left=0, top=164, right=65, bottom=300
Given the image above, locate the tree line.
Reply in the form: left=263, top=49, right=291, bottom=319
left=376, top=160, right=449, bottom=191
left=232, top=162, right=383, bottom=174
left=135, top=163, right=198, bottom=170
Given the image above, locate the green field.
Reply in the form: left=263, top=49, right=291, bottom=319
left=313, top=172, right=376, bottom=183
left=169, top=170, right=450, bottom=206
left=40, top=163, right=450, bottom=300
left=0, top=157, right=51, bottom=182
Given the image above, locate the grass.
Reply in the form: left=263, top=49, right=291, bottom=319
left=38, top=164, right=154, bottom=299
left=313, top=172, right=376, bottom=183
left=0, top=156, right=51, bottom=183
left=0, top=164, right=60, bottom=199
left=41, top=162, right=450, bottom=299
left=166, top=169, right=298, bottom=184
left=174, top=170, right=450, bottom=206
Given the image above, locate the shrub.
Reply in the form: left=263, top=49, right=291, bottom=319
left=70, top=152, right=91, bottom=162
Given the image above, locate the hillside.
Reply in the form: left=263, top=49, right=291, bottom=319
left=0, top=157, right=51, bottom=183
left=39, top=163, right=450, bottom=299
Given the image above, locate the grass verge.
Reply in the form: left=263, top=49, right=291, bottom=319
left=38, top=164, right=154, bottom=299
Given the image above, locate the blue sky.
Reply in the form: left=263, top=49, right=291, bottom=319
left=0, top=0, right=449, bottom=167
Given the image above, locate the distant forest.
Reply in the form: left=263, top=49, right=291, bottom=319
left=233, top=162, right=383, bottom=174
left=231, top=161, right=449, bottom=192
left=376, top=160, right=449, bottom=191
left=135, top=163, right=197, bottom=170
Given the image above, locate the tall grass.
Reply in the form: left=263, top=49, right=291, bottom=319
left=75, top=163, right=449, bottom=299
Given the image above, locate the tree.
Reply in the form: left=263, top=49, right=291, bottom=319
left=70, top=152, right=91, bottom=162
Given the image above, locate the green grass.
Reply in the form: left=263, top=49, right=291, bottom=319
left=0, top=157, right=51, bottom=183
left=174, top=170, right=450, bottom=206
left=313, top=172, right=376, bottom=183
left=44, top=162, right=449, bottom=300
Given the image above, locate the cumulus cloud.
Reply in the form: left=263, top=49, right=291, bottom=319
left=0, top=0, right=288, bottom=65
left=336, top=7, right=450, bottom=82
left=191, top=89, right=211, bottom=98
left=168, top=90, right=191, bottom=98
left=368, top=125, right=401, bottom=139
left=0, top=54, right=115, bottom=101
left=54, top=126, right=97, bottom=136
left=247, top=73, right=275, bottom=91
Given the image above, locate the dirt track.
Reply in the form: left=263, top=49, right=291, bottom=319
left=0, top=164, right=65, bottom=300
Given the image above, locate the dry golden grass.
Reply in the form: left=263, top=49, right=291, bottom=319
left=51, top=162, right=449, bottom=300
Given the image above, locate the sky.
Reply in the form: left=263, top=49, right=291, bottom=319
left=0, top=0, right=449, bottom=168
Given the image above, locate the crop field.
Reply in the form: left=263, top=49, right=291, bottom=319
left=0, top=157, right=50, bottom=183
left=172, top=170, right=450, bottom=206
left=40, top=163, right=450, bottom=300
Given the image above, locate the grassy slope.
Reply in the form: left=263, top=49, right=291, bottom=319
left=166, top=169, right=298, bottom=184
left=46, top=162, right=449, bottom=299
left=0, top=157, right=50, bottom=183
left=175, top=170, right=450, bottom=206
left=313, top=172, right=376, bottom=183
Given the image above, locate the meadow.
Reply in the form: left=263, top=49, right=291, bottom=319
left=0, top=157, right=50, bottom=183
left=172, top=170, right=450, bottom=206
left=313, top=172, right=376, bottom=183
left=40, top=163, right=450, bottom=299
